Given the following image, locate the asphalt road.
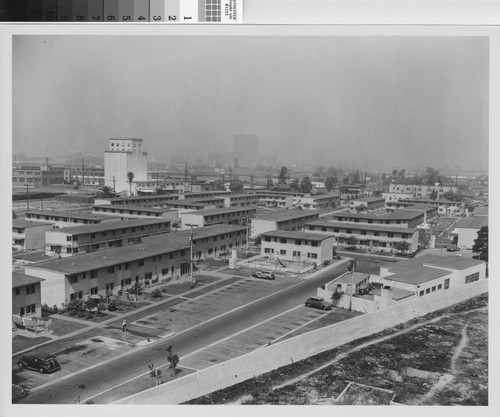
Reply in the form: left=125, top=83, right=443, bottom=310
left=18, top=263, right=349, bottom=404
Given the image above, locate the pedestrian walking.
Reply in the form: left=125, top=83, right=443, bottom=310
left=122, top=319, right=127, bottom=332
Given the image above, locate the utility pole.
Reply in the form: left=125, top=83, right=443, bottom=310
left=112, top=176, right=116, bottom=195
left=25, top=185, right=30, bottom=211
left=246, top=216, right=250, bottom=254
left=348, top=258, right=357, bottom=311
left=185, top=224, right=196, bottom=288
left=81, top=158, right=85, bottom=189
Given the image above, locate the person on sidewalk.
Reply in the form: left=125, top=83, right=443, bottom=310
left=122, top=319, right=127, bottom=332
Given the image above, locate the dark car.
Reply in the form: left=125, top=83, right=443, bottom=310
left=446, top=245, right=460, bottom=252
left=252, top=271, right=275, bottom=280
left=17, top=354, right=61, bottom=374
left=305, top=297, right=332, bottom=311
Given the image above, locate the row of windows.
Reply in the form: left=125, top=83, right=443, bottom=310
left=64, top=223, right=167, bottom=241
left=465, top=272, right=480, bottom=284
left=307, top=226, right=411, bottom=239
left=19, top=304, right=36, bottom=316
left=14, top=284, right=36, bottom=296
left=26, top=214, right=96, bottom=224
left=205, top=211, right=254, bottom=221
left=278, top=216, right=317, bottom=226
left=263, top=236, right=319, bottom=246
left=95, top=208, right=162, bottom=217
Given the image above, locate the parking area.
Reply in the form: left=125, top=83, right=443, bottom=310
left=180, top=305, right=359, bottom=371
left=131, top=276, right=300, bottom=334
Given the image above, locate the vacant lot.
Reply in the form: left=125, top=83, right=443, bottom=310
left=187, top=293, right=488, bottom=405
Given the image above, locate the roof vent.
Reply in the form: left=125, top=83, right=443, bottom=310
left=103, top=256, right=108, bottom=260
left=72, top=262, right=76, bottom=266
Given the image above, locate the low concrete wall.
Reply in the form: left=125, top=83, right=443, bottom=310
left=117, top=279, right=488, bottom=404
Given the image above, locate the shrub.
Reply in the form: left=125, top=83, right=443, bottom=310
left=151, top=288, right=162, bottom=298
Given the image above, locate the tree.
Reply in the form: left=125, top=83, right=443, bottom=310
left=346, top=236, right=358, bottom=249
left=229, top=179, right=244, bottom=192
left=324, top=176, right=335, bottom=192
left=425, top=167, right=440, bottom=185
left=355, top=205, right=367, bottom=212
left=278, top=166, right=288, bottom=184
left=398, top=169, right=406, bottom=183
left=418, top=229, right=430, bottom=249
left=127, top=171, right=134, bottom=196
left=166, top=345, right=180, bottom=377
left=472, top=226, right=488, bottom=262
left=155, top=188, right=168, bottom=195
left=429, top=189, right=438, bottom=200
left=265, top=176, right=274, bottom=189
left=300, top=176, right=313, bottom=193
left=394, top=240, right=410, bottom=254
left=290, top=178, right=300, bottom=191
left=441, top=191, right=463, bottom=202
left=213, top=180, right=226, bottom=191
left=392, top=169, right=398, bottom=181
left=98, top=186, right=117, bottom=198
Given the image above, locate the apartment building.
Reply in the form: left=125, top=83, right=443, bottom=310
left=452, top=216, right=488, bottom=249
left=94, top=194, right=180, bottom=206
left=93, top=204, right=178, bottom=221
left=304, top=220, right=419, bottom=253
left=12, top=219, right=53, bottom=251
left=389, top=183, right=458, bottom=198
left=13, top=272, right=44, bottom=317
left=223, top=193, right=260, bottom=208
left=24, top=224, right=248, bottom=307
left=179, top=206, right=257, bottom=229
left=25, top=210, right=120, bottom=228
left=296, top=192, right=340, bottom=210
left=260, top=230, right=335, bottom=264
left=45, top=218, right=171, bottom=257
left=329, top=210, right=425, bottom=229
left=349, top=197, right=385, bottom=211
left=251, top=210, right=321, bottom=238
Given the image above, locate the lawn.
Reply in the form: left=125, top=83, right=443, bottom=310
left=12, top=334, right=53, bottom=354
left=48, top=317, right=89, bottom=336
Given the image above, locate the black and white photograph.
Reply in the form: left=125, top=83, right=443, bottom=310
left=2, top=23, right=498, bottom=415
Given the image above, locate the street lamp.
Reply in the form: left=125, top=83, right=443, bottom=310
left=348, top=258, right=357, bottom=311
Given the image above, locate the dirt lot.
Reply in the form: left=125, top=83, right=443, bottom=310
left=186, top=293, right=488, bottom=405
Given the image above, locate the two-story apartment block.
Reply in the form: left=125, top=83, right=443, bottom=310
left=13, top=272, right=44, bottom=317
left=389, top=183, right=458, bottom=198
left=398, top=197, right=466, bottom=216
left=179, top=206, right=257, bottom=229
left=349, top=197, right=385, bottom=211
left=251, top=210, right=321, bottom=238
left=45, top=218, right=171, bottom=257
left=304, top=220, right=419, bottom=253
left=329, top=210, right=425, bottom=229
left=143, top=224, right=248, bottom=260
left=452, top=216, right=488, bottom=249
left=224, top=193, right=260, bottom=208
left=94, top=194, right=180, bottom=207
left=25, top=210, right=121, bottom=228
left=296, top=192, right=340, bottom=210
left=12, top=219, right=53, bottom=251
left=260, top=230, right=335, bottom=264
left=93, top=204, right=178, bottom=221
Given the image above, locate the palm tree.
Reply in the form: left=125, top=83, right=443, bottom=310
left=127, top=172, right=134, bottom=196
left=98, top=186, right=116, bottom=198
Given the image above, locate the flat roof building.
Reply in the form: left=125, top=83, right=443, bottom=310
left=452, top=216, right=488, bottom=249
left=13, top=272, right=44, bottom=318
left=92, top=204, right=178, bottom=222
left=179, top=206, right=257, bottom=229
left=25, top=210, right=120, bottom=228
left=261, top=230, right=335, bottom=264
left=329, top=209, right=425, bottom=229
left=12, top=219, right=53, bottom=251
left=251, top=209, right=321, bottom=238
left=45, top=218, right=172, bottom=257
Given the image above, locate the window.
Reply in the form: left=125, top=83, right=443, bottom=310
left=145, top=272, right=152, bottom=280
left=311, top=242, right=318, bottom=247
left=419, top=290, right=424, bottom=297
left=293, top=251, right=301, bottom=257
left=437, top=284, right=442, bottom=290
left=264, top=236, right=271, bottom=242
left=69, top=275, right=78, bottom=284
left=26, top=284, right=36, bottom=294
left=138, top=260, right=144, bottom=267
left=15, top=287, right=20, bottom=295
left=66, top=236, right=72, bottom=242
left=465, top=272, right=479, bottom=284
left=444, top=278, right=450, bottom=289
left=310, top=253, right=318, bottom=259
left=26, top=304, right=36, bottom=314
left=425, top=288, right=430, bottom=294
left=91, top=270, right=98, bottom=278
left=280, top=249, right=286, bottom=255
left=295, top=240, right=302, bottom=245
left=105, top=283, right=114, bottom=291
left=162, top=268, right=168, bottom=275
left=90, top=233, right=96, bottom=239
left=108, top=266, right=115, bottom=273
left=432, top=286, right=436, bottom=292
left=81, top=272, right=87, bottom=279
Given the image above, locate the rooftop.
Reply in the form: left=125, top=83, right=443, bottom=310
left=305, top=220, right=417, bottom=234
left=12, top=272, right=45, bottom=288
left=255, top=209, right=320, bottom=222
left=384, top=267, right=450, bottom=285
left=13, top=219, right=53, bottom=229
left=332, top=272, right=370, bottom=285
left=184, top=206, right=257, bottom=216
left=46, top=218, right=170, bottom=235
left=454, top=216, right=488, bottom=230
left=143, top=224, right=247, bottom=245
left=404, top=204, right=437, bottom=212
left=383, top=255, right=485, bottom=274
left=26, top=239, right=190, bottom=275
left=351, top=197, right=384, bottom=203
left=99, top=195, right=179, bottom=203
left=371, top=287, right=415, bottom=301
left=13, top=251, right=52, bottom=263
left=25, top=210, right=120, bottom=221
left=474, top=206, right=489, bottom=216
left=261, top=230, right=334, bottom=242
left=93, top=205, right=177, bottom=214
left=332, top=210, right=424, bottom=221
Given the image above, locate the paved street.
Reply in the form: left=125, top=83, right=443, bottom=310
left=16, top=261, right=354, bottom=404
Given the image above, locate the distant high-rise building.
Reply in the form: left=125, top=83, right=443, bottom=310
left=104, top=138, right=148, bottom=195
left=233, top=134, right=259, bottom=168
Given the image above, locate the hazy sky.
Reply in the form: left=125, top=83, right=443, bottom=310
left=13, top=35, right=489, bottom=171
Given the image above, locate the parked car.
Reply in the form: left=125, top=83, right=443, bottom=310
left=17, top=354, right=61, bottom=374
left=447, top=245, right=460, bottom=252
left=304, top=297, right=332, bottom=311
left=252, top=271, right=275, bottom=280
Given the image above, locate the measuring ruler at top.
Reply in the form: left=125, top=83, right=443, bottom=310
left=1, top=0, right=243, bottom=22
